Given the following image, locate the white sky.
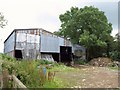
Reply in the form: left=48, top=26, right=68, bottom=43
left=0, top=0, right=119, bottom=53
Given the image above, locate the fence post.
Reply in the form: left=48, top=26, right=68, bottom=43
left=12, top=70, right=17, bottom=88
left=48, top=71, right=55, bottom=82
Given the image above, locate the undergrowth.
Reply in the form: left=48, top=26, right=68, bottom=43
left=0, top=54, right=70, bottom=88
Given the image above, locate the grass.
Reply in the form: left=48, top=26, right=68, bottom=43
left=109, top=66, right=120, bottom=70
left=48, top=64, right=78, bottom=72
left=42, top=77, right=65, bottom=88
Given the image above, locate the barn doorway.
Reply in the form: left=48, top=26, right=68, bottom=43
left=52, top=53, right=59, bottom=62
left=60, top=46, right=72, bottom=63
left=15, top=50, right=23, bottom=59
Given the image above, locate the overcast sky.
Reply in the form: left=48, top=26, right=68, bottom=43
left=0, top=0, right=119, bottom=53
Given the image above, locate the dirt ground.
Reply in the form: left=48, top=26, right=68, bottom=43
left=55, top=66, right=119, bottom=88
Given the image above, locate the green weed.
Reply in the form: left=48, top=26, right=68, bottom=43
left=0, top=54, right=78, bottom=88
left=42, top=77, right=65, bottom=88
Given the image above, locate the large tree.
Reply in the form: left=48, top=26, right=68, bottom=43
left=57, top=6, right=113, bottom=60
left=108, top=33, right=120, bottom=61
left=0, top=12, right=7, bottom=28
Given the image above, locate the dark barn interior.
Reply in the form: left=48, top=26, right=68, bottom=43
left=15, top=50, right=23, bottom=59
left=52, top=53, right=59, bottom=62
left=41, top=46, right=73, bottom=63
left=60, top=46, right=72, bottom=63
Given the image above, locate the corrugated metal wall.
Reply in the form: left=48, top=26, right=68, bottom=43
left=15, top=30, right=40, bottom=59
left=4, top=32, right=15, bottom=54
left=40, top=33, right=72, bottom=53
left=40, top=34, right=59, bottom=53
left=5, top=51, right=14, bottom=57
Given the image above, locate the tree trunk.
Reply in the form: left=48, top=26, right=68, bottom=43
left=86, top=48, right=91, bottom=61
left=106, top=43, right=110, bottom=57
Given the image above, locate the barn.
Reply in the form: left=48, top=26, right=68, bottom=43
left=4, top=28, right=86, bottom=63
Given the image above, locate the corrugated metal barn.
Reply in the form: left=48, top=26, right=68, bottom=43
left=4, top=28, right=86, bottom=62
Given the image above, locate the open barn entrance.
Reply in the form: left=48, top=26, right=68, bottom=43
left=15, top=50, right=23, bottom=59
left=41, top=52, right=59, bottom=62
left=60, top=46, right=72, bottom=63
left=52, top=53, right=59, bottom=62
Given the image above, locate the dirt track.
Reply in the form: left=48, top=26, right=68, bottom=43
left=56, top=66, right=119, bottom=88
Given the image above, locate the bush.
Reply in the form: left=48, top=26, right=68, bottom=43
left=1, top=54, right=16, bottom=61
left=74, top=59, right=86, bottom=65
left=37, top=59, right=53, bottom=65
left=110, top=51, right=120, bottom=61
left=0, top=56, right=63, bottom=88
left=0, top=54, right=70, bottom=88
left=2, top=61, right=16, bottom=74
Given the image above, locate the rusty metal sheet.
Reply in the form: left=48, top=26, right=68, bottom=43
left=16, top=31, right=40, bottom=60
left=16, top=32, right=40, bottom=43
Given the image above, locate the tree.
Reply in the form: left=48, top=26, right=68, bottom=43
left=57, top=6, right=113, bottom=60
left=109, top=33, right=120, bottom=61
left=0, top=12, right=7, bottom=28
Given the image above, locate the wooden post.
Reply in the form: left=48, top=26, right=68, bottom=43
left=48, top=71, right=55, bottom=82
left=12, top=75, right=27, bottom=89
left=12, top=70, right=17, bottom=88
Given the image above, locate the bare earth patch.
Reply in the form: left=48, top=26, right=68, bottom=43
left=55, top=66, right=119, bottom=88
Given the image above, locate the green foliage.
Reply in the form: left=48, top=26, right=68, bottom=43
left=42, top=77, right=64, bottom=88
left=59, top=6, right=112, bottom=45
left=0, top=54, right=72, bottom=88
left=1, top=54, right=16, bottom=61
left=49, top=64, right=76, bottom=72
left=108, top=33, right=120, bottom=61
left=58, top=6, right=113, bottom=60
left=37, top=59, right=53, bottom=65
left=109, top=66, right=120, bottom=70
left=110, top=51, right=120, bottom=61
left=53, top=31, right=63, bottom=37
left=74, top=59, right=87, bottom=65
left=0, top=12, right=7, bottom=28
left=15, top=60, right=47, bottom=88
left=2, top=61, right=16, bottom=74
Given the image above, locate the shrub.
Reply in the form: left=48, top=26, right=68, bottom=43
left=74, top=59, right=86, bottom=65
left=2, top=61, right=16, bottom=74
left=0, top=54, right=68, bottom=88
left=110, top=51, right=120, bottom=61
left=1, top=54, right=16, bottom=61
left=38, top=59, right=53, bottom=65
